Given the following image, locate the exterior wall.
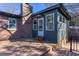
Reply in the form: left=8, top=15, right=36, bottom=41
left=0, top=15, right=8, bottom=19
left=9, top=18, right=22, bottom=39
left=0, top=3, right=32, bottom=40
left=0, top=15, right=17, bottom=40
left=32, top=17, right=39, bottom=38
left=32, top=30, right=38, bottom=38
left=0, top=15, right=32, bottom=40
left=32, top=10, right=58, bottom=43
left=44, top=10, right=57, bottom=43
left=32, top=9, right=69, bottom=44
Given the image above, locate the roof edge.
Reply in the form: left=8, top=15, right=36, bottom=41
left=31, top=3, right=71, bottom=20
left=0, top=11, right=21, bottom=18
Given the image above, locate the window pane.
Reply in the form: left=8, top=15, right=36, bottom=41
left=46, top=13, right=54, bottom=30
left=47, top=15, right=53, bottom=23
left=38, top=20, right=43, bottom=31
left=9, top=18, right=15, bottom=23
left=34, top=20, right=37, bottom=24
left=8, top=18, right=16, bottom=29
left=60, top=15, right=63, bottom=22
left=33, top=19, right=38, bottom=30
left=62, top=16, right=65, bottom=22
left=60, top=14, right=65, bottom=22
left=9, top=23, right=16, bottom=29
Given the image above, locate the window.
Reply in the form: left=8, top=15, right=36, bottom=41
left=33, top=18, right=38, bottom=30
left=60, top=14, right=64, bottom=22
left=62, top=17, right=65, bottom=22
left=8, top=18, right=16, bottom=30
left=60, top=14, right=62, bottom=22
left=59, top=13, right=65, bottom=23
left=46, top=13, right=54, bottom=31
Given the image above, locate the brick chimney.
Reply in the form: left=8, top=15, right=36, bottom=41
left=21, top=3, right=32, bottom=17
left=20, top=3, right=32, bottom=39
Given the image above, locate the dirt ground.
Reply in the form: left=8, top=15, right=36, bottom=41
left=0, top=40, right=79, bottom=56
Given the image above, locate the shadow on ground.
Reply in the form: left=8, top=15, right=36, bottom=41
left=0, top=42, right=48, bottom=56
left=0, top=40, right=79, bottom=56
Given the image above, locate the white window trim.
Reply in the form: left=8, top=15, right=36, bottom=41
left=58, top=13, right=63, bottom=23
left=57, top=12, right=60, bottom=22
left=57, top=12, right=66, bottom=23
left=45, top=13, right=54, bottom=31
left=38, top=17, right=44, bottom=31
left=8, top=18, right=17, bottom=30
left=33, top=18, right=38, bottom=30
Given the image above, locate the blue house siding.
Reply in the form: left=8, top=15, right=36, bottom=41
left=32, top=30, right=38, bottom=38
left=32, top=10, right=58, bottom=43
left=32, top=4, right=71, bottom=44
left=44, top=10, right=58, bottom=43
left=44, top=31, right=57, bottom=43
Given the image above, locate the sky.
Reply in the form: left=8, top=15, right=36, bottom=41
left=30, top=3, right=47, bottom=13
left=30, top=3, right=79, bottom=17
left=0, top=3, right=21, bottom=15
left=0, top=3, right=47, bottom=15
left=0, top=3, right=79, bottom=17
left=0, top=3, right=48, bottom=15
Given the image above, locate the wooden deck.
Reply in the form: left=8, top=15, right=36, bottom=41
left=0, top=39, right=79, bottom=56
left=0, top=40, right=56, bottom=56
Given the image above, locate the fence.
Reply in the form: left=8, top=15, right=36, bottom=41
left=69, top=26, right=79, bottom=51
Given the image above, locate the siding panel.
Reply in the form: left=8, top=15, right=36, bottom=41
left=44, top=10, right=57, bottom=43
